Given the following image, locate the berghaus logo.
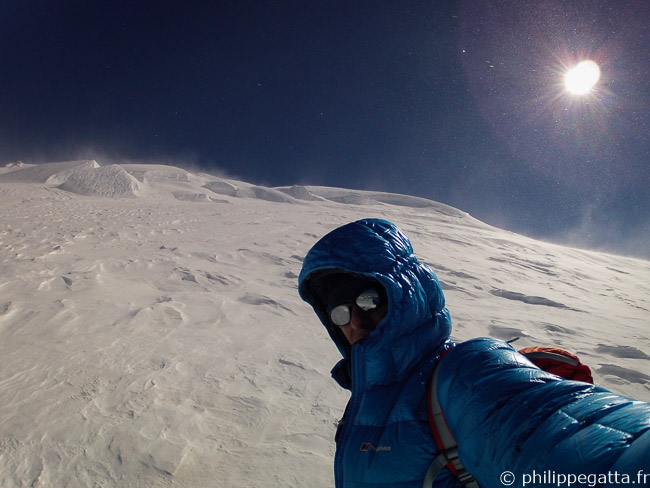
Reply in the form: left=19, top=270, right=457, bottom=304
left=360, top=443, right=392, bottom=452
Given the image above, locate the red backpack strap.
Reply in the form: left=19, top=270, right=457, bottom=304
left=519, top=346, right=594, bottom=384
left=424, top=349, right=479, bottom=488
left=424, top=344, right=593, bottom=488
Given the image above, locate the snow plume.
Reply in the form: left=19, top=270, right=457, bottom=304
left=557, top=199, right=650, bottom=260
left=0, top=160, right=649, bottom=487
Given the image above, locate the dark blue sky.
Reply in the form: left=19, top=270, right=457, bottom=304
left=1, top=1, right=649, bottom=259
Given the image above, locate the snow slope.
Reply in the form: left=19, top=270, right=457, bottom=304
left=0, top=161, right=648, bottom=487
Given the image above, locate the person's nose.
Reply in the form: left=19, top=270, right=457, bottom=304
left=348, top=305, right=364, bottom=329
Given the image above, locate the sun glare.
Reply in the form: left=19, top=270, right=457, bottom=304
left=565, top=60, right=601, bottom=95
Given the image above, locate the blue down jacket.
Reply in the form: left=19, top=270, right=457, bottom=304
left=298, top=219, right=650, bottom=488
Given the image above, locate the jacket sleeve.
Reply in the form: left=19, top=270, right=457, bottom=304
left=436, top=338, right=650, bottom=488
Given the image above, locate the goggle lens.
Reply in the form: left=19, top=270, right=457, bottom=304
left=328, top=289, right=381, bottom=327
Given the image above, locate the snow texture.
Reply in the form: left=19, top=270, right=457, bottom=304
left=0, top=160, right=648, bottom=487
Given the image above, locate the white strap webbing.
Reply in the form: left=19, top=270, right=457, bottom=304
left=423, top=363, right=479, bottom=488
left=423, top=451, right=450, bottom=487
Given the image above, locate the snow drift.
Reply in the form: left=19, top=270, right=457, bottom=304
left=0, top=160, right=141, bottom=198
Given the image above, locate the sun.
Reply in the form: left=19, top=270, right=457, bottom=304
left=564, top=60, right=601, bottom=95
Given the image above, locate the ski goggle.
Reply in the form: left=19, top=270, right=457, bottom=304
left=327, top=289, right=382, bottom=327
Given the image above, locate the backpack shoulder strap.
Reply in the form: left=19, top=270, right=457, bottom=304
left=424, top=351, right=479, bottom=488
left=423, top=343, right=594, bottom=487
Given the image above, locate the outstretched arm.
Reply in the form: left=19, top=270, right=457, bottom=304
left=437, top=338, right=650, bottom=488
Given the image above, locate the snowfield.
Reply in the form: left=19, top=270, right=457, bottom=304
left=1, top=160, right=648, bottom=487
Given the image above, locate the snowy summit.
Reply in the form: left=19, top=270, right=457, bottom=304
left=0, top=160, right=649, bottom=487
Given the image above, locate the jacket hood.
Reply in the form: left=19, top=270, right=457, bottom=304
left=298, top=219, right=452, bottom=389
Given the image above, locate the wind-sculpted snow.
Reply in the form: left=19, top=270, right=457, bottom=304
left=276, top=185, right=323, bottom=201
left=489, top=288, right=581, bottom=311
left=54, top=164, right=141, bottom=198
left=0, top=159, right=99, bottom=183
left=0, top=160, right=140, bottom=198
left=203, top=180, right=239, bottom=197
left=126, top=164, right=192, bottom=184
left=303, top=185, right=469, bottom=217
left=172, top=191, right=214, bottom=202
left=246, top=185, right=297, bottom=203
left=0, top=159, right=649, bottom=487
left=204, top=180, right=298, bottom=202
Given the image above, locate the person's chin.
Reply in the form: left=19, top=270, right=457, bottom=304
left=350, top=332, right=370, bottom=345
